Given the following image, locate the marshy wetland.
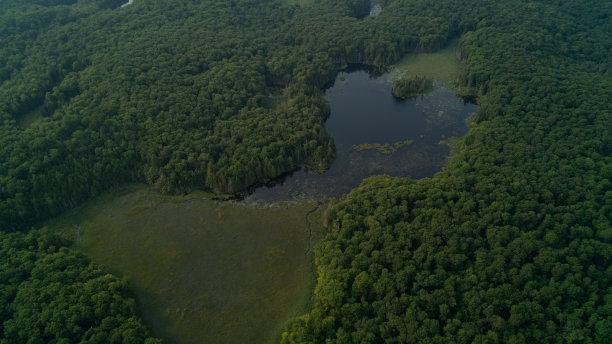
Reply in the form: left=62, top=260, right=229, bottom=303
left=50, top=185, right=326, bottom=344
left=47, top=42, right=477, bottom=343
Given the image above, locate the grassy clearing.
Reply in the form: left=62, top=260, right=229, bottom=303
left=45, top=184, right=326, bottom=344
left=388, top=38, right=462, bottom=86
left=17, top=106, right=43, bottom=129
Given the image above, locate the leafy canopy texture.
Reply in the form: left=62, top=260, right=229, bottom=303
left=0, top=0, right=610, bottom=343
left=0, top=0, right=481, bottom=231
left=281, top=0, right=612, bottom=343
left=0, top=229, right=160, bottom=343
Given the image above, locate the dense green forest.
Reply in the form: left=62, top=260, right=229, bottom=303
left=281, top=0, right=612, bottom=343
left=1, top=0, right=610, bottom=342
left=0, top=0, right=487, bottom=231
left=0, top=228, right=160, bottom=343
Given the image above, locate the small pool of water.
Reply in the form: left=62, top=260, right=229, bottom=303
left=369, top=4, right=382, bottom=17
left=246, top=69, right=477, bottom=203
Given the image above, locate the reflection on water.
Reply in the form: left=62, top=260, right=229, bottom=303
left=246, top=70, right=477, bottom=203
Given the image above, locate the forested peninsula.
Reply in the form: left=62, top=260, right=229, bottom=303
left=1, top=0, right=610, bottom=343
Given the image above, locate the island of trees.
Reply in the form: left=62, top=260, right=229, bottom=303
left=1, top=0, right=610, bottom=342
left=391, top=75, right=433, bottom=99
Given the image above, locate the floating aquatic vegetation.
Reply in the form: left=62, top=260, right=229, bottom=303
left=352, top=139, right=414, bottom=154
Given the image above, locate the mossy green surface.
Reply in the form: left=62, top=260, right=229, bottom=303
left=47, top=184, right=326, bottom=344
left=17, top=107, right=42, bottom=129
left=388, top=38, right=462, bottom=85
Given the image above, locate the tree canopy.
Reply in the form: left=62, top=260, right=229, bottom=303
left=281, top=0, right=612, bottom=343
left=0, top=0, right=491, bottom=231
left=391, top=75, right=433, bottom=99
left=0, top=228, right=160, bottom=343
left=1, top=0, right=610, bottom=342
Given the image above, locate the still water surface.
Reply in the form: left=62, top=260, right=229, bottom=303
left=247, top=69, right=477, bottom=203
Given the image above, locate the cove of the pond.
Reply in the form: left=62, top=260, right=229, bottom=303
left=246, top=67, right=478, bottom=203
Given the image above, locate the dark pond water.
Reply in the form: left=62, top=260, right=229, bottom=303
left=246, top=70, right=477, bottom=203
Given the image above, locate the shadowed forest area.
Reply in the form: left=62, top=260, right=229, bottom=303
left=1, top=0, right=610, bottom=343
